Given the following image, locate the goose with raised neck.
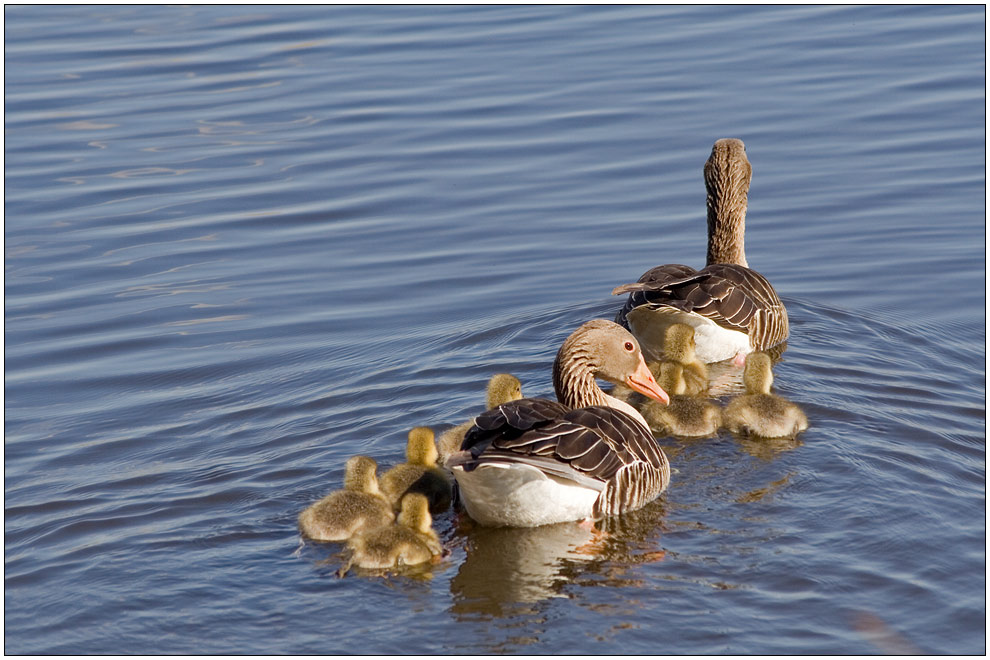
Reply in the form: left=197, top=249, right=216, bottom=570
left=447, top=320, right=671, bottom=528
left=613, top=138, right=788, bottom=364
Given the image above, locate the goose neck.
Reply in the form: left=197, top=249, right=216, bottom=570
left=553, top=350, right=610, bottom=410
left=704, top=146, right=751, bottom=267
left=706, top=195, right=748, bottom=267
left=552, top=343, right=654, bottom=429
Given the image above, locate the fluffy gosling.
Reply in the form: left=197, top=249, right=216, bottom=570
left=341, top=493, right=444, bottom=573
left=659, top=323, right=708, bottom=396
left=380, top=427, right=453, bottom=514
left=437, top=373, right=523, bottom=463
left=723, top=353, right=808, bottom=438
left=298, top=455, right=394, bottom=542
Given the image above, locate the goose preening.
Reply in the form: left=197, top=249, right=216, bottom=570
left=340, top=493, right=444, bottom=574
left=723, top=352, right=808, bottom=438
left=446, top=320, right=672, bottom=528
left=437, top=374, right=524, bottom=464
left=298, top=455, right=394, bottom=542
left=613, top=138, right=788, bottom=364
left=380, top=427, right=454, bottom=514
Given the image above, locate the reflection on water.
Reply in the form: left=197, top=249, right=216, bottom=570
left=736, top=435, right=803, bottom=461
left=734, top=474, right=794, bottom=503
left=852, top=611, right=925, bottom=655
left=449, top=499, right=674, bottom=615
left=450, top=519, right=599, bottom=611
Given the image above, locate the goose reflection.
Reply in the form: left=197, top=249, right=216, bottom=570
left=449, top=521, right=598, bottom=612
left=448, top=500, right=669, bottom=616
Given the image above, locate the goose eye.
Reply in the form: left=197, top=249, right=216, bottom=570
left=624, top=341, right=634, bottom=352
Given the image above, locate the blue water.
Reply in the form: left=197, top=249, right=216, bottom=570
left=5, top=5, right=985, bottom=654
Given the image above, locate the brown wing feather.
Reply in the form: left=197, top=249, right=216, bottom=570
left=458, top=400, right=670, bottom=515
left=614, top=263, right=788, bottom=351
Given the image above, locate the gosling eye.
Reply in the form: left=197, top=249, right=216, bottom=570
left=623, top=341, right=635, bottom=352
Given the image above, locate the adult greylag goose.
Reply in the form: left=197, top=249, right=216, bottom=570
left=613, top=138, right=788, bottom=364
left=298, top=455, right=394, bottom=542
left=446, top=320, right=672, bottom=528
left=340, top=493, right=444, bottom=574
left=723, top=352, right=808, bottom=438
left=438, top=374, right=524, bottom=464
left=380, top=427, right=453, bottom=514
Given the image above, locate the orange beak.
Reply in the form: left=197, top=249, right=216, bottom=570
left=626, top=357, right=669, bottom=405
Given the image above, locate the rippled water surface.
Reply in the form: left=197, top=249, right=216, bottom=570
left=5, top=5, right=985, bottom=654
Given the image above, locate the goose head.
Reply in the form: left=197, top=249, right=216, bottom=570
left=743, top=352, right=774, bottom=395
left=486, top=373, right=523, bottom=409
left=343, top=455, right=383, bottom=495
left=405, top=426, right=439, bottom=466
left=704, top=137, right=751, bottom=267
left=397, top=493, right=433, bottom=534
left=552, top=319, right=669, bottom=409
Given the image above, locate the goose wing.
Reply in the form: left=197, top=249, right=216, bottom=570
left=613, top=263, right=788, bottom=351
left=455, top=399, right=670, bottom=517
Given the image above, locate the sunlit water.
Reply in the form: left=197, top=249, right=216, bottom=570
left=5, top=5, right=984, bottom=654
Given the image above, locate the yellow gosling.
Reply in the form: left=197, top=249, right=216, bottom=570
left=659, top=324, right=708, bottom=395
left=380, top=427, right=453, bottom=514
left=641, top=395, right=721, bottom=439
left=437, top=374, right=524, bottom=463
left=343, top=493, right=444, bottom=572
left=631, top=334, right=720, bottom=437
left=723, top=353, right=808, bottom=438
left=298, top=455, right=394, bottom=542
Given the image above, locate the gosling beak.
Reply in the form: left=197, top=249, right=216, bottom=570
left=626, top=358, right=670, bottom=405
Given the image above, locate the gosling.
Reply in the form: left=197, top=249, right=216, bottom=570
left=723, top=353, right=808, bottom=438
left=298, top=455, right=394, bottom=542
left=437, top=373, right=523, bottom=463
left=659, top=323, right=708, bottom=396
left=380, top=427, right=453, bottom=514
left=341, top=493, right=444, bottom=573
left=642, top=394, right=721, bottom=439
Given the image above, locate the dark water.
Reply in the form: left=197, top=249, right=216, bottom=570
left=4, top=5, right=985, bottom=654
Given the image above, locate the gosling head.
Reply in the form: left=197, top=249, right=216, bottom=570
left=397, top=493, right=433, bottom=534
left=343, top=455, right=381, bottom=495
left=663, top=323, right=698, bottom=364
left=486, top=373, right=523, bottom=409
left=743, top=352, right=774, bottom=395
left=405, top=426, right=439, bottom=466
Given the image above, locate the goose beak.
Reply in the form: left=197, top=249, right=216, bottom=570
left=626, top=358, right=670, bottom=405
